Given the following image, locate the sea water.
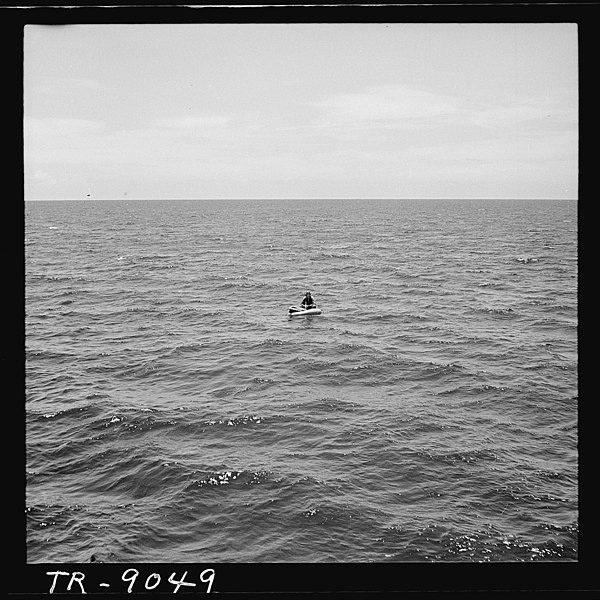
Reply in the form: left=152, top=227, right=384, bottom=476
left=25, top=198, right=577, bottom=563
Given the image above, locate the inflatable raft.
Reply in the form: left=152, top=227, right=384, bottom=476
left=288, top=306, right=322, bottom=317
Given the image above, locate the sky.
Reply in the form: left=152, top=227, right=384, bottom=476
left=23, top=23, right=578, bottom=200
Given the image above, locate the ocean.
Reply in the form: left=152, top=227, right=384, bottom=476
left=25, top=198, right=578, bottom=564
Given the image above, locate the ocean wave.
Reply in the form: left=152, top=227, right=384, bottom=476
left=26, top=198, right=578, bottom=563
left=184, top=468, right=272, bottom=492
left=418, top=448, right=499, bottom=465
left=477, top=306, right=519, bottom=318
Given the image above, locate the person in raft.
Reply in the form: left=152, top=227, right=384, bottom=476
left=301, top=290, right=316, bottom=309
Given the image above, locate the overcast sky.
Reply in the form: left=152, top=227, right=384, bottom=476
left=24, top=23, right=578, bottom=200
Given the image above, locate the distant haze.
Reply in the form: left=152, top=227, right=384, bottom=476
left=24, top=23, right=578, bottom=200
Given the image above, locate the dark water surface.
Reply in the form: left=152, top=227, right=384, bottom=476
left=25, top=198, right=577, bottom=562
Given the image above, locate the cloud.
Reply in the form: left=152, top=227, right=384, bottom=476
left=25, top=116, right=105, bottom=137
left=313, top=84, right=459, bottom=125
left=35, top=76, right=104, bottom=95
left=30, top=169, right=66, bottom=186
left=23, top=114, right=233, bottom=167
left=310, top=83, right=577, bottom=138
left=410, top=130, right=577, bottom=164
left=154, top=116, right=231, bottom=129
left=464, top=97, right=577, bottom=130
